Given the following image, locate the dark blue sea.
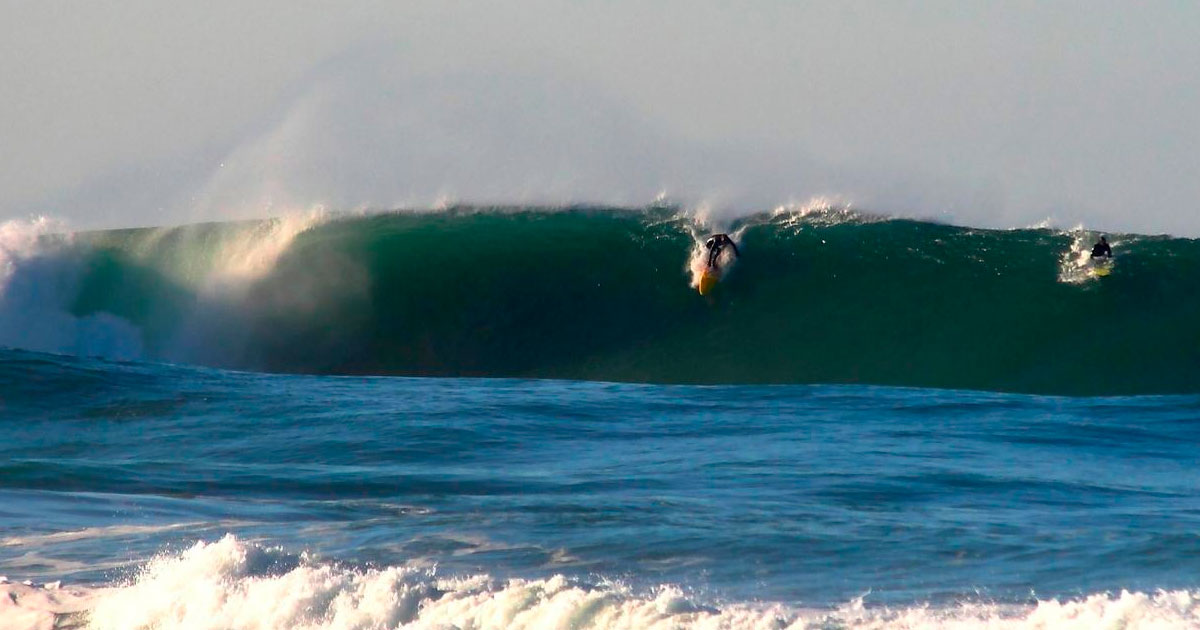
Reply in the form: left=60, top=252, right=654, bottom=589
left=3, top=209, right=1200, bottom=627
left=4, top=348, right=1200, bottom=628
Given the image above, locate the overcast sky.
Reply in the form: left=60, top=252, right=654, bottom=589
left=2, top=1, right=1198, bottom=234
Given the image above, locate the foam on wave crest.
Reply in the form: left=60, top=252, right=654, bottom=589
left=4, top=206, right=1200, bottom=394
left=6, top=535, right=1198, bottom=630
left=0, top=217, right=144, bottom=359
left=0, top=210, right=326, bottom=365
left=1055, top=226, right=1128, bottom=285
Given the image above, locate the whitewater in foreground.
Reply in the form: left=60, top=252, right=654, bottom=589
left=3, top=348, right=1200, bottom=629
left=3, top=206, right=1199, bottom=629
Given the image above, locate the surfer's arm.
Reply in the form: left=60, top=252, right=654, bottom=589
left=728, top=240, right=740, bottom=257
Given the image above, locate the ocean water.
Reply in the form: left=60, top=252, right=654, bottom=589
left=4, top=207, right=1200, bottom=394
left=3, top=207, right=1200, bottom=628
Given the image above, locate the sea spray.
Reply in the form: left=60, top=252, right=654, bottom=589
left=43, top=535, right=1200, bottom=630
left=3, top=207, right=1200, bottom=394
left=0, top=217, right=144, bottom=358
left=0, top=217, right=66, bottom=290
left=6, top=351, right=1200, bottom=627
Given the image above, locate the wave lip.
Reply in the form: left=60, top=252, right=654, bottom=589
left=3, top=207, right=1200, bottom=395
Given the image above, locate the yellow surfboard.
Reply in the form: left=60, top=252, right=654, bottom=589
left=698, top=268, right=720, bottom=295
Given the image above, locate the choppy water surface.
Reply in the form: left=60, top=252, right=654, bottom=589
left=4, top=350, right=1200, bottom=628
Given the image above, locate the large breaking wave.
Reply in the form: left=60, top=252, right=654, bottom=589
left=2, top=206, right=1198, bottom=395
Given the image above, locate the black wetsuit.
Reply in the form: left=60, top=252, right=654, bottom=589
left=705, top=234, right=740, bottom=269
left=1091, top=240, right=1112, bottom=259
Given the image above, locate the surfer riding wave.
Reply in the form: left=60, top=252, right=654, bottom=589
left=705, top=234, right=740, bottom=270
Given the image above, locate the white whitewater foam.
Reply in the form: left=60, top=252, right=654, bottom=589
left=686, top=241, right=736, bottom=290
left=0, top=217, right=144, bottom=359
left=1057, top=228, right=1094, bottom=284
left=769, top=196, right=861, bottom=230
left=0, top=217, right=69, bottom=291
left=7, top=534, right=1192, bottom=630
left=0, top=210, right=327, bottom=364
left=1, top=582, right=107, bottom=630
left=1024, top=217, right=1055, bottom=231
left=683, top=197, right=856, bottom=288
left=1056, top=227, right=1120, bottom=285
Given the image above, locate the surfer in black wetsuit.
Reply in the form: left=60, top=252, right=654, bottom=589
left=705, top=234, right=740, bottom=270
left=1090, top=236, right=1112, bottom=259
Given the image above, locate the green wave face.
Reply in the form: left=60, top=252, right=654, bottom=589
left=59, top=208, right=1200, bottom=394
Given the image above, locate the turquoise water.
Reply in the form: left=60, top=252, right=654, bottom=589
left=3, top=208, right=1200, bottom=627
left=7, top=207, right=1200, bottom=394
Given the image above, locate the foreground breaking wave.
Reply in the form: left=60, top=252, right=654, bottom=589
left=5, top=349, right=1200, bottom=628
left=3, top=206, right=1200, bottom=394
left=7, top=535, right=1198, bottom=630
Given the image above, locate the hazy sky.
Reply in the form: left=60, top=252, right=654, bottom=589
left=2, top=1, right=1198, bottom=234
